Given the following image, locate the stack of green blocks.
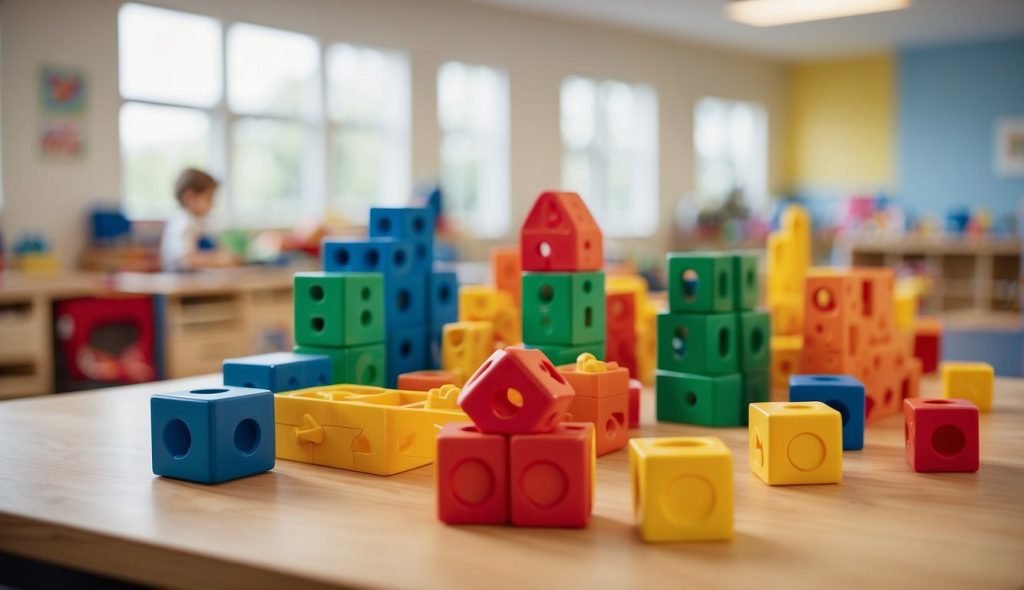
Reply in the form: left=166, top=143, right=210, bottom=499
left=292, top=272, right=388, bottom=387
left=656, top=252, right=771, bottom=426
left=522, top=271, right=607, bottom=365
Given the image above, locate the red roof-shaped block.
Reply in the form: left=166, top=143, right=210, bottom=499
left=520, top=191, right=603, bottom=271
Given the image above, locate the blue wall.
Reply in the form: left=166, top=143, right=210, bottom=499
left=899, top=37, right=1024, bottom=220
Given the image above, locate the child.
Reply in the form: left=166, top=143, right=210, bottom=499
left=160, top=168, right=238, bottom=271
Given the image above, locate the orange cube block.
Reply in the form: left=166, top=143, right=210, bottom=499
left=803, top=270, right=866, bottom=356
left=491, top=246, right=522, bottom=306
left=853, top=267, right=896, bottom=345
left=558, top=354, right=630, bottom=456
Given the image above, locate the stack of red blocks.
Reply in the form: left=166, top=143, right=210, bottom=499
left=605, top=290, right=638, bottom=377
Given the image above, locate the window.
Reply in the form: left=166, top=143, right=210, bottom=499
left=694, top=97, right=768, bottom=209
left=560, top=76, right=658, bottom=237
left=438, top=61, right=510, bottom=237
left=327, top=44, right=410, bottom=223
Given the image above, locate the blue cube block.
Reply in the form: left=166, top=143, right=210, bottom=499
left=428, top=270, right=458, bottom=325
left=151, top=386, right=275, bottom=483
left=386, top=272, right=428, bottom=327
left=789, top=374, right=865, bottom=451
left=386, top=324, right=429, bottom=387
left=368, top=207, right=434, bottom=267
left=222, top=352, right=332, bottom=392
left=322, top=238, right=415, bottom=277
left=428, top=322, right=445, bottom=369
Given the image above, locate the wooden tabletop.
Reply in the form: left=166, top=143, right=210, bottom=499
left=1, top=376, right=1022, bottom=590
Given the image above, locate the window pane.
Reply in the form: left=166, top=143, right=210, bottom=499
left=560, top=76, right=596, bottom=149
left=228, top=23, right=319, bottom=117
left=327, top=44, right=409, bottom=125
left=232, top=118, right=305, bottom=224
left=694, top=97, right=768, bottom=209
left=120, top=102, right=211, bottom=220
left=119, top=4, right=221, bottom=106
left=332, top=129, right=385, bottom=221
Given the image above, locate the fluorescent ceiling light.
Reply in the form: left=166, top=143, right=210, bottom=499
left=726, top=0, right=911, bottom=27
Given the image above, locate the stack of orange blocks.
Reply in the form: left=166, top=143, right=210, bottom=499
left=558, top=353, right=633, bottom=456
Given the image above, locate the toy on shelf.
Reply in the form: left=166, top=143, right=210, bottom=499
left=940, top=362, right=994, bottom=412
left=903, top=398, right=979, bottom=473
left=13, top=232, right=59, bottom=274
left=79, top=206, right=161, bottom=272
left=656, top=251, right=770, bottom=427
left=437, top=347, right=596, bottom=528
left=629, top=437, right=733, bottom=542
left=558, top=353, right=632, bottom=456
left=788, top=375, right=865, bottom=451
left=151, top=386, right=275, bottom=484
left=223, top=352, right=331, bottom=393
left=748, top=401, right=843, bottom=486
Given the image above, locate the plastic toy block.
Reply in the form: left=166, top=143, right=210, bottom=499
left=656, top=312, right=738, bottom=375
left=789, top=375, right=865, bottom=451
left=636, top=301, right=657, bottom=385
left=493, top=306, right=522, bottom=347
left=803, top=270, right=865, bottom=356
left=629, top=437, right=733, bottom=542
left=913, top=318, right=942, bottom=374
left=520, top=191, right=603, bottom=272
left=656, top=371, right=743, bottom=427
left=293, top=272, right=385, bottom=348
left=904, top=398, right=979, bottom=472
left=741, top=371, right=770, bottom=425
left=748, top=402, right=843, bottom=486
left=428, top=271, right=459, bottom=325
left=386, top=325, right=429, bottom=387
left=368, top=207, right=434, bottom=266
left=667, top=252, right=734, bottom=314
left=398, top=369, right=461, bottom=391
left=770, top=336, right=802, bottom=400
left=894, top=290, right=918, bottom=331
left=766, top=207, right=810, bottom=303
left=526, top=341, right=605, bottom=366
left=294, top=344, right=386, bottom=387
left=769, top=294, right=803, bottom=337
left=509, top=422, right=595, bottom=528
left=941, top=362, right=994, bottom=412
left=435, top=422, right=508, bottom=524
left=738, top=310, right=771, bottom=372
left=459, top=285, right=514, bottom=322
left=151, top=386, right=275, bottom=484
left=861, top=341, right=908, bottom=421
left=441, top=321, right=494, bottom=383
left=385, top=272, right=428, bottom=327
left=322, top=237, right=415, bottom=277
left=905, top=358, right=923, bottom=401
left=522, top=271, right=606, bottom=345
left=223, top=352, right=331, bottom=393
left=628, top=378, right=642, bottom=428
left=606, top=291, right=637, bottom=332
left=491, top=246, right=522, bottom=306
left=606, top=334, right=638, bottom=380
left=458, top=347, right=577, bottom=434
left=732, top=251, right=760, bottom=310
left=564, top=390, right=628, bottom=456
left=557, top=353, right=630, bottom=398
left=852, top=267, right=895, bottom=345
left=275, top=385, right=467, bottom=475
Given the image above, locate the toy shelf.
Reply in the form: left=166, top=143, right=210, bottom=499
left=839, top=236, right=1022, bottom=313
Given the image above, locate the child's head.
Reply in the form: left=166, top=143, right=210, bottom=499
left=174, top=168, right=219, bottom=217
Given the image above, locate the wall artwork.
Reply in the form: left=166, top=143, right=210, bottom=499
left=38, top=64, right=87, bottom=158
left=994, top=117, right=1024, bottom=178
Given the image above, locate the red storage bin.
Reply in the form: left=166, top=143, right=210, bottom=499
left=55, top=296, right=157, bottom=386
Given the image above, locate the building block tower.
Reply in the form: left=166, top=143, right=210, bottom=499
left=520, top=191, right=606, bottom=364
left=766, top=206, right=811, bottom=397
left=656, top=251, right=771, bottom=427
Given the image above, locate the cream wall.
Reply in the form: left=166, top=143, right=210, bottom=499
left=1, top=0, right=788, bottom=266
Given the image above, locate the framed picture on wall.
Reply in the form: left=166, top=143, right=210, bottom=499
left=995, top=117, right=1024, bottom=177
left=38, top=64, right=87, bottom=159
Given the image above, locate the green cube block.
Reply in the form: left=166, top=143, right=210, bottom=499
left=294, top=272, right=385, bottom=348
left=740, top=370, right=771, bottom=425
left=294, top=344, right=386, bottom=387
left=527, top=341, right=606, bottom=366
left=667, top=253, right=734, bottom=313
left=657, top=312, right=738, bottom=375
left=738, top=310, right=771, bottom=372
left=732, top=251, right=760, bottom=310
left=522, top=271, right=605, bottom=345
left=656, top=370, right=743, bottom=427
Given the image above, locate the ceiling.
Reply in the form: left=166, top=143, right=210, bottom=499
left=469, top=0, right=1024, bottom=60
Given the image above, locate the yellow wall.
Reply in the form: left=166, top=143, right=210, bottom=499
left=785, top=55, right=895, bottom=189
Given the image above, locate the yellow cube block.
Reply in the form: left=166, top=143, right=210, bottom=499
left=459, top=286, right=514, bottom=322
left=770, top=336, right=803, bottom=401
left=441, top=321, right=494, bottom=383
left=769, top=294, right=803, bottom=336
left=893, top=290, right=918, bottom=331
left=628, top=437, right=733, bottom=542
left=748, top=402, right=842, bottom=485
left=941, top=362, right=994, bottom=412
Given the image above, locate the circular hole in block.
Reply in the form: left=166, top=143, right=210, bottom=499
left=287, top=376, right=298, bottom=388
left=190, top=388, right=229, bottom=394
left=538, top=242, right=552, bottom=259
left=751, top=326, right=765, bottom=354
left=746, top=267, right=756, bottom=289
left=244, top=382, right=255, bottom=388
left=924, top=399, right=955, bottom=405
left=361, top=287, right=371, bottom=301
left=582, top=280, right=592, bottom=293
left=784, top=404, right=814, bottom=410
left=540, top=316, right=553, bottom=335
left=364, top=248, right=380, bottom=268
left=718, top=327, right=730, bottom=359
left=604, top=416, right=619, bottom=440
left=717, top=270, right=729, bottom=300
left=813, top=288, right=835, bottom=312
left=377, top=217, right=392, bottom=234
left=884, top=388, right=894, bottom=407
left=309, top=285, right=325, bottom=302
left=538, top=284, right=555, bottom=304
left=394, top=248, right=407, bottom=268
left=362, top=363, right=378, bottom=384
left=397, top=289, right=411, bottom=311
left=680, top=269, right=699, bottom=302
left=312, top=317, right=326, bottom=333
left=334, top=248, right=349, bottom=267
left=163, top=419, right=192, bottom=459
left=494, top=387, right=525, bottom=419
left=539, top=360, right=567, bottom=385
left=684, top=391, right=697, bottom=406
left=360, top=310, right=372, bottom=326
left=583, top=240, right=592, bottom=251
left=931, top=424, right=966, bottom=457
left=439, top=284, right=451, bottom=302
left=317, top=374, right=328, bottom=385
left=671, top=326, right=688, bottom=359
left=521, top=461, right=568, bottom=508
left=813, top=376, right=841, bottom=381
left=654, top=439, right=710, bottom=449
left=233, top=418, right=261, bottom=456
left=826, top=399, right=850, bottom=426
left=661, top=475, right=715, bottom=526
left=451, top=459, right=495, bottom=506
left=400, top=339, right=413, bottom=358
left=413, top=215, right=427, bottom=234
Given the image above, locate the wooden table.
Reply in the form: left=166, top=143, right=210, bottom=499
left=1, top=377, right=1022, bottom=589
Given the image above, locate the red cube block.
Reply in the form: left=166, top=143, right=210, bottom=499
left=904, top=398, right=979, bottom=473
left=913, top=319, right=942, bottom=374
left=606, top=291, right=636, bottom=332
left=436, top=422, right=508, bottom=524
left=628, top=378, right=642, bottom=429
left=510, top=422, right=595, bottom=528
left=519, top=191, right=603, bottom=272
